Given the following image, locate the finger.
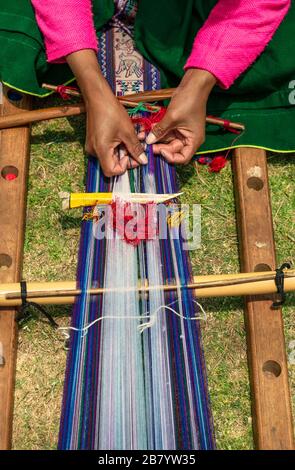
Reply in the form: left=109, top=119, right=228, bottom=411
left=181, top=144, right=196, bottom=163
left=123, top=132, right=148, bottom=165
left=127, top=158, right=140, bottom=169
left=100, top=149, right=129, bottom=178
left=150, top=128, right=187, bottom=147
left=161, top=145, right=195, bottom=165
left=159, top=149, right=179, bottom=164
left=160, top=149, right=187, bottom=165
left=116, top=155, right=129, bottom=172
left=118, top=143, right=143, bottom=168
left=146, top=115, right=172, bottom=145
left=153, top=139, right=183, bottom=155
left=137, top=131, right=146, bottom=141
left=152, top=135, right=176, bottom=151
left=180, top=136, right=204, bottom=163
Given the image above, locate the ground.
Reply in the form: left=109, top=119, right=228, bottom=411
left=12, top=96, right=295, bottom=450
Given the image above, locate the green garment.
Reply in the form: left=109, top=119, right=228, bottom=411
left=1, top=0, right=295, bottom=153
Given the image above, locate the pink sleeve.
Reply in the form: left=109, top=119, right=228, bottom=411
left=184, top=0, right=291, bottom=89
left=31, top=0, right=98, bottom=63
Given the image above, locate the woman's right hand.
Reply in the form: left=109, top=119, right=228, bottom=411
left=66, top=49, right=147, bottom=177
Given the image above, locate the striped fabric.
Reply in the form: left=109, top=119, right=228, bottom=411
left=58, top=22, right=215, bottom=450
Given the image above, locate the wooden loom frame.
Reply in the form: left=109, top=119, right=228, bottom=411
left=0, top=86, right=293, bottom=450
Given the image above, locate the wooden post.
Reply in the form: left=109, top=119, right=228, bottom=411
left=0, top=87, right=31, bottom=449
left=232, top=147, right=294, bottom=449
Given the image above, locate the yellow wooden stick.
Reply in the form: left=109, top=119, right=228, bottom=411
left=60, top=191, right=182, bottom=210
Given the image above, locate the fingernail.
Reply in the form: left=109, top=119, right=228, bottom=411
left=160, top=150, right=167, bottom=158
left=146, top=132, right=156, bottom=145
left=139, top=153, right=148, bottom=164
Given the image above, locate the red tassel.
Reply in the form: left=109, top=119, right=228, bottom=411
left=208, top=155, right=228, bottom=173
left=110, top=199, right=158, bottom=246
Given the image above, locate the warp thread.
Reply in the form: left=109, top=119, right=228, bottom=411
left=58, top=299, right=207, bottom=339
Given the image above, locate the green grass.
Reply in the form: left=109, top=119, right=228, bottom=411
left=12, top=97, right=295, bottom=449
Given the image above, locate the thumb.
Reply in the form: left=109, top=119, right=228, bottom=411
left=146, top=115, right=171, bottom=144
left=123, top=132, right=148, bottom=165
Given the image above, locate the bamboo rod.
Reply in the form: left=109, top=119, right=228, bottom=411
left=0, top=86, right=245, bottom=131
left=42, top=84, right=245, bottom=131
left=42, top=83, right=174, bottom=102
left=0, top=103, right=245, bottom=131
left=0, top=269, right=294, bottom=307
left=42, top=83, right=81, bottom=97
left=0, top=103, right=86, bottom=129
left=0, top=100, right=159, bottom=129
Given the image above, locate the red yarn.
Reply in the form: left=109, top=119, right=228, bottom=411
left=131, top=107, right=167, bottom=132
left=56, top=85, right=79, bottom=100
left=222, top=119, right=240, bottom=134
left=208, top=155, right=228, bottom=173
left=207, top=115, right=240, bottom=134
left=110, top=199, right=158, bottom=246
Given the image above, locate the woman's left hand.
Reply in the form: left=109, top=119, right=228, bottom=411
left=146, top=69, right=216, bottom=164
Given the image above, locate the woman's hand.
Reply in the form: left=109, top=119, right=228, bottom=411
left=85, top=89, right=148, bottom=177
left=66, top=50, right=147, bottom=177
left=146, top=69, right=216, bottom=164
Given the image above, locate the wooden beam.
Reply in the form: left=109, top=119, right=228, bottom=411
left=232, top=147, right=294, bottom=449
left=0, top=87, right=31, bottom=449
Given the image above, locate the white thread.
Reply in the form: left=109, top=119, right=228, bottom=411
left=138, top=300, right=206, bottom=333
left=58, top=299, right=207, bottom=338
